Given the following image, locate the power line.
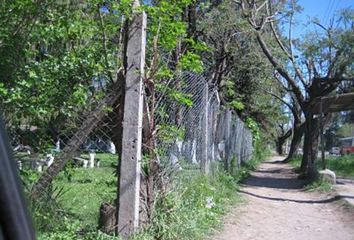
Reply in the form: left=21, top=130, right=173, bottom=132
left=325, top=0, right=337, bottom=26
left=322, top=0, right=334, bottom=24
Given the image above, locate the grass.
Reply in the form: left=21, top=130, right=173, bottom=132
left=19, top=153, right=118, bottom=240
left=132, top=170, right=240, bottom=240
left=324, top=155, right=354, bottom=178
left=289, top=154, right=354, bottom=178
left=54, top=168, right=116, bottom=227
left=304, top=179, right=334, bottom=192
left=288, top=154, right=354, bottom=192
left=51, top=153, right=117, bottom=229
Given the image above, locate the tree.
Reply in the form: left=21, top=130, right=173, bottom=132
left=237, top=0, right=354, bottom=179
left=197, top=0, right=284, bottom=140
left=0, top=1, right=123, bottom=150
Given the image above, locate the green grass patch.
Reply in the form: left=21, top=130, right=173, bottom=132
left=323, top=155, right=354, bottom=178
left=289, top=154, right=354, bottom=178
left=304, top=179, right=333, bottom=192
left=132, top=141, right=269, bottom=240
left=54, top=168, right=116, bottom=227
left=20, top=153, right=118, bottom=240
left=289, top=155, right=302, bottom=169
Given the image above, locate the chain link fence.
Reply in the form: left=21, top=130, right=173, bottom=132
left=154, top=72, right=253, bottom=174
left=4, top=72, right=253, bottom=175
left=4, top=84, right=120, bottom=173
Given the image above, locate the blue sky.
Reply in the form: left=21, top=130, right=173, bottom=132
left=292, top=0, right=354, bottom=38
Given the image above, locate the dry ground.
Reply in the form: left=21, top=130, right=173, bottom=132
left=211, top=156, right=354, bottom=240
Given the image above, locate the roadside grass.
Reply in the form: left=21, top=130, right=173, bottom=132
left=289, top=155, right=302, bottom=169
left=289, top=154, right=354, bottom=178
left=132, top=169, right=240, bottom=240
left=289, top=154, right=354, bottom=192
left=304, top=180, right=333, bottom=192
left=324, top=155, right=354, bottom=178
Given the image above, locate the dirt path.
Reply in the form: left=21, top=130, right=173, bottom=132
left=212, top=156, right=354, bottom=240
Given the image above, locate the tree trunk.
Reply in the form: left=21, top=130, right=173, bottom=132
left=275, top=139, right=284, bottom=155
left=275, top=128, right=292, bottom=156
left=300, top=115, right=320, bottom=180
left=283, top=122, right=305, bottom=162
left=98, top=203, right=116, bottom=234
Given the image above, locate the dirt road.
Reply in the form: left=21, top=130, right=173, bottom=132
left=212, top=156, right=354, bottom=240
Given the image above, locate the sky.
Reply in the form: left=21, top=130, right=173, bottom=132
left=291, top=0, right=354, bottom=38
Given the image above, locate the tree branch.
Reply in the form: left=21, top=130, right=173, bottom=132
left=98, top=5, right=114, bottom=83
left=264, top=89, right=294, bottom=111
left=266, top=0, right=307, bottom=89
left=255, top=31, right=304, bottom=104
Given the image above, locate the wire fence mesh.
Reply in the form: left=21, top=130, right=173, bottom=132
left=4, top=71, right=254, bottom=175
left=4, top=83, right=120, bottom=173
left=154, top=72, right=253, bottom=173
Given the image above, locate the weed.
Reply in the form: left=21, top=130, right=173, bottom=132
left=132, top=170, right=239, bottom=240
left=305, top=179, right=333, bottom=192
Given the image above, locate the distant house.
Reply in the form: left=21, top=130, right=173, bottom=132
left=338, top=137, right=354, bottom=155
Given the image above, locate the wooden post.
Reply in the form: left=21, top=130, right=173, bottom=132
left=117, top=1, right=146, bottom=238
left=201, top=81, right=210, bottom=174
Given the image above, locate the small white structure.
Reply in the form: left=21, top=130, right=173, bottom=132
left=218, top=141, right=225, bottom=159
left=55, top=139, right=61, bottom=152
left=89, top=152, right=96, bottom=168
left=37, top=163, right=43, bottom=172
left=46, top=153, right=54, bottom=167
left=169, top=153, right=182, bottom=171
left=17, top=160, right=22, bottom=170
left=83, top=160, right=89, bottom=168
left=108, top=141, right=116, bottom=154
left=192, top=139, right=197, bottom=164
left=176, top=140, right=183, bottom=153
left=319, top=169, right=336, bottom=184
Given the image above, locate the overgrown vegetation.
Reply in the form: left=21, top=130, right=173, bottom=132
left=133, top=137, right=269, bottom=240
left=20, top=137, right=269, bottom=240
left=133, top=171, right=239, bottom=240
left=304, top=180, right=333, bottom=193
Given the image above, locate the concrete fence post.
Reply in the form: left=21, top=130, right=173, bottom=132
left=201, top=81, right=210, bottom=174
left=117, top=0, right=146, bottom=238
left=224, top=110, right=232, bottom=172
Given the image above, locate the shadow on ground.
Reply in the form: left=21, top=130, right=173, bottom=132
left=237, top=189, right=354, bottom=204
left=241, top=161, right=306, bottom=190
left=239, top=160, right=354, bottom=204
